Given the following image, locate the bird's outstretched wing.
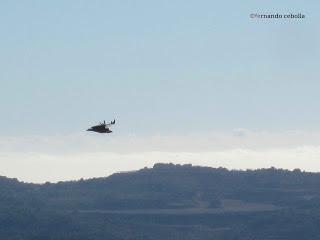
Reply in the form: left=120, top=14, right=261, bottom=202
left=105, top=119, right=115, bottom=128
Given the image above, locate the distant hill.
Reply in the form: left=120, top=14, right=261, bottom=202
left=2, top=163, right=320, bottom=239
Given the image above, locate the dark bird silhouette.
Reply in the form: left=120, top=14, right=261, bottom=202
left=87, top=119, right=115, bottom=133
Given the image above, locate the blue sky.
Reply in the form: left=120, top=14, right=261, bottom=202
left=0, top=1, right=319, bottom=181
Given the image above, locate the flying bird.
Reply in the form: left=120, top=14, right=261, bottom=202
left=87, top=119, right=115, bottom=133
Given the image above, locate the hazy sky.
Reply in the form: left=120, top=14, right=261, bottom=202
left=0, top=1, right=319, bottom=182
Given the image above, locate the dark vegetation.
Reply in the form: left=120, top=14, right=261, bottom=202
left=2, top=163, right=320, bottom=239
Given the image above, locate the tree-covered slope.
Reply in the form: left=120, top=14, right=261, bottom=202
left=2, top=163, right=320, bottom=239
